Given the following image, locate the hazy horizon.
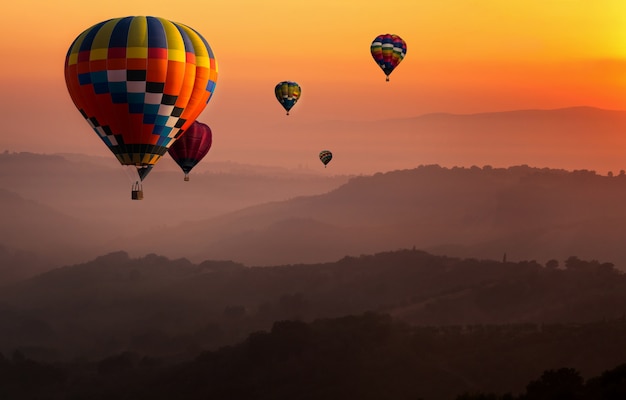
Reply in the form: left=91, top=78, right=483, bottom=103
left=4, top=1, right=626, bottom=176
left=5, top=105, right=626, bottom=176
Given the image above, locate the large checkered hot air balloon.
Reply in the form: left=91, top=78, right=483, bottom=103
left=274, top=81, right=301, bottom=115
left=64, top=16, right=218, bottom=199
left=168, top=120, right=212, bottom=181
left=370, top=34, right=406, bottom=81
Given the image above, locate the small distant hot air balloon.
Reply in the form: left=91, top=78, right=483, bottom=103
left=370, top=34, right=407, bottom=81
left=275, top=81, right=301, bottom=115
left=168, top=121, right=213, bottom=181
left=319, top=150, right=333, bottom=167
left=64, top=16, right=218, bottom=199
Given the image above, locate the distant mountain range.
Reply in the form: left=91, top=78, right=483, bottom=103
left=293, top=106, right=626, bottom=174
left=120, top=164, right=626, bottom=269
left=0, top=152, right=349, bottom=279
left=3, top=106, right=626, bottom=276
left=3, top=157, right=626, bottom=278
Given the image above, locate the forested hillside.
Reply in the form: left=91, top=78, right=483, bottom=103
left=2, top=312, right=626, bottom=400
left=123, top=164, right=626, bottom=268
left=1, top=249, right=624, bottom=362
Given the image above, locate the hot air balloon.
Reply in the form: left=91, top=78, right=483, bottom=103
left=370, top=34, right=406, bottom=81
left=275, top=81, right=301, bottom=115
left=64, top=16, right=218, bottom=199
left=168, top=121, right=212, bottom=181
left=319, top=150, right=333, bottom=167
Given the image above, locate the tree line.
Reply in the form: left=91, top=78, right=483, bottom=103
left=2, top=312, right=626, bottom=399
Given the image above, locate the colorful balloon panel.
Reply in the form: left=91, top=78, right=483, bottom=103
left=319, top=150, right=333, bottom=167
left=64, top=16, right=218, bottom=167
left=168, top=120, right=213, bottom=180
left=275, top=81, right=301, bottom=115
left=370, top=34, right=407, bottom=81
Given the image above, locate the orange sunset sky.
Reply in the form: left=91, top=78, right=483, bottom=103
left=2, top=0, right=626, bottom=174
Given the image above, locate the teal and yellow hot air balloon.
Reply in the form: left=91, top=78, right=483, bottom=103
left=370, top=34, right=407, bottom=81
left=275, top=81, right=301, bottom=115
left=64, top=16, right=218, bottom=198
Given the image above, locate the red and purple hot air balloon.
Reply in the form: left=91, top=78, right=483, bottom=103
left=168, top=121, right=213, bottom=181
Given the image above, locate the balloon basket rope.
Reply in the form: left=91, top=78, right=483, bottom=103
left=131, top=181, right=144, bottom=200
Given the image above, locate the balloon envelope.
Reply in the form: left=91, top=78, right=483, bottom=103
left=64, top=16, right=218, bottom=179
left=370, top=34, right=407, bottom=81
left=275, top=81, right=301, bottom=115
left=319, top=150, right=333, bottom=167
left=168, top=121, right=213, bottom=180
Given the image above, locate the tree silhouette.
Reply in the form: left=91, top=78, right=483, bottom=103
left=522, top=368, right=584, bottom=400
left=585, top=363, right=626, bottom=399
left=545, top=259, right=559, bottom=269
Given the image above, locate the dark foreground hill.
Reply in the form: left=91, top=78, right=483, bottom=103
left=2, top=313, right=626, bottom=400
left=1, top=249, right=625, bottom=362
left=123, top=164, right=626, bottom=268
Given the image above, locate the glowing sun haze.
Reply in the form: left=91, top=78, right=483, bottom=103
left=2, top=0, right=626, bottom=173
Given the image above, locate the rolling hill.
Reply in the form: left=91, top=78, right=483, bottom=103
left=4, top=107, right=626, bottom=274
left=0, top=249, right=624, bottom=363
left=120, top=165, right=626, bottom=268
left=0, top=188, right=104, bottom=279
left=0, top=152, right=349, bottom=279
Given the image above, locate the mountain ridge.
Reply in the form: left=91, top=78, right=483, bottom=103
left=291, top=105, right=626, bottom=175
left=1, top=248, right=623, bottom=362
left=98, top=164, right=626, bottom=269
